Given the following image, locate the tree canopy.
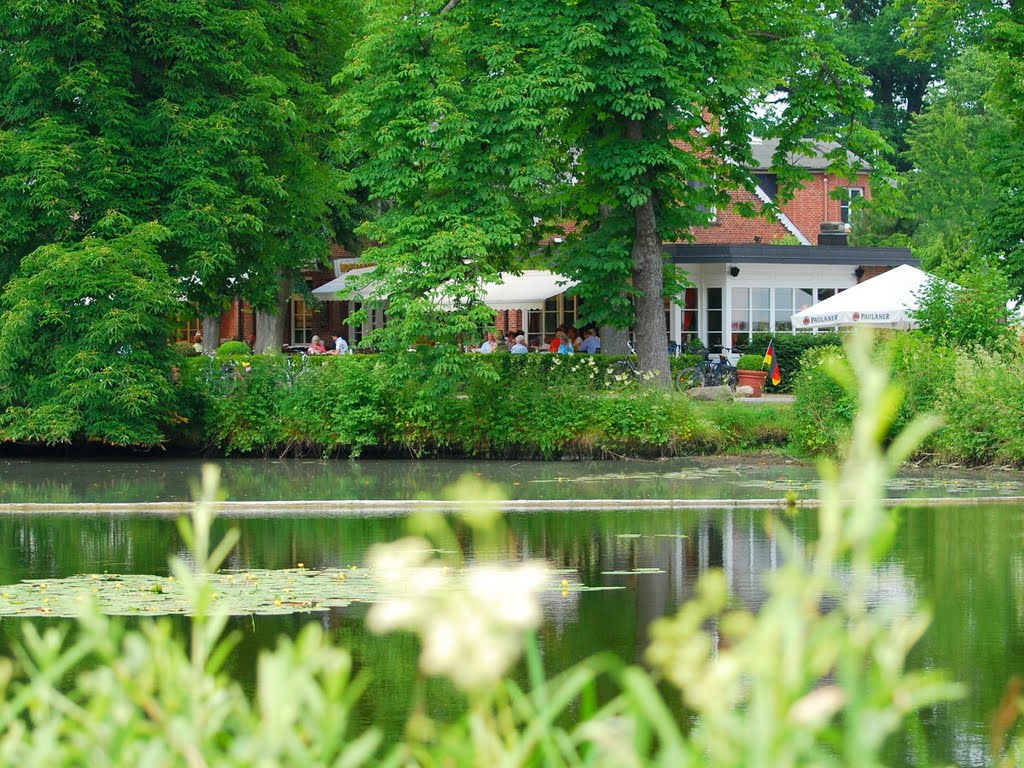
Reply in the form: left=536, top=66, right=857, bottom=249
left=340, top=0, right=879, bottom=382
left=0, top=0, right=359, bottom=313
left=0, top=225, right=179, bottom=446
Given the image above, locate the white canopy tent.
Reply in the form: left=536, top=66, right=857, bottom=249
left=311, top=267, right=576, bottom=310
left=790, top=264, right=948, bottom=330
left=479, top=270, right=578, bottom=310
left=310, top=266, right=378, bottom=300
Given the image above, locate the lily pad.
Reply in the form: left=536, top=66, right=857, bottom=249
left=0, top=567, right=594, bottom=617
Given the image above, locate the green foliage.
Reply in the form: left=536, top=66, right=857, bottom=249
left=791, top=345, right=853, bottom=456
left=935, top=350, right=1024, bottom=465
left=215, top=341, right=254, bottom=358
left=174, top=353, right=790, bottom=459
left=172, top=341, right=199, bottom=358
left=340, top=0, right=881, bottom=377
left=0, top=0, right=360, bottom=311
left=823, top=0, right=942, bottom=163
left=750, top=331, right=842, bottom=392
left=0, top=225, right=178, bottom=446
left=910, top=266, right=1018, bottom=350
left=735, top=354, right=764, bottom=371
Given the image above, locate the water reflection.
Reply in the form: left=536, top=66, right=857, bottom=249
left=3, top=457, right=1022, bottom=505
left=0, top=476, right=1021, bottom=766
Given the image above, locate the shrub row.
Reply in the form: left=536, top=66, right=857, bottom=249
left=173, top=353, right=793, bottom=459
left=791, top=332, right=1024, bottom=465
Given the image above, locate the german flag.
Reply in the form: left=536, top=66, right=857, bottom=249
left=763, top=340, right=782, bottom=386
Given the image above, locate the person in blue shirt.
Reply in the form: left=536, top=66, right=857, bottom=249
left=556, top=331, right=574, bottom=354
left=579, top=328, right=601, bottom=353
left=510, top=335, right=529, bottom=354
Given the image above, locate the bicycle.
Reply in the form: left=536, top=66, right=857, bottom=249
left=610, top=341, right=643, bottom=384
left=675, top=344, right=741, bottom=390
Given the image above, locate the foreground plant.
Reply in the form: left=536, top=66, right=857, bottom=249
left=641, top=329, right=963, bottom=765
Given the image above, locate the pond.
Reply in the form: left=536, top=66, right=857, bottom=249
left=1, top=457, right=1022, bottom=766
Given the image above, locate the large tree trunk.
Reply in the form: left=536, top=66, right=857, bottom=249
left=600, top=325, right=630, bottom=356
left=201, top=316, right=221, bottom=354
left=625, top=118, right=671, bottom=387
left=631, top=197, right=671, bottom=387
left=254, top=275, right=292, bottom=353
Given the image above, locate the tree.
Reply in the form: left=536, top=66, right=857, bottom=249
left=341, top=0, right=878, bottom=384
left=853, top=48, right=1013, bottom=275
left=0, top=0, right=359, bottom=321
left=910, top=265, right=1017, bottom=351
left=0, top=225, right=180, bottom=446
left=824, top=0, right=942, bottom=165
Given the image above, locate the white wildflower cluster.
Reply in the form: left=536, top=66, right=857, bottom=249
left=365, top=537, right=550, bottom=692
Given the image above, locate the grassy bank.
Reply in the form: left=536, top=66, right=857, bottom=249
left=172, top=354, right=797, bottom=460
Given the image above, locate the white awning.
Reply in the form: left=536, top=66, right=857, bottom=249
left=480, top=270, right=578, bottom=310
left=790, top=264, right=951, bottom=330
left=311, top=267, right=377, bottom=300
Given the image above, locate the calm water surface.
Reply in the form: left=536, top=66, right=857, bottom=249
left=1, top=457, right=1022, bottom=767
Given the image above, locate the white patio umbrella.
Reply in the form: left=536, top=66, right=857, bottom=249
left=790, top=264, right=950, bottom=330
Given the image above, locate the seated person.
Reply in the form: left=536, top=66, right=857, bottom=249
left=556, top=331, right=574, bottom=355
left=308, top=335, right=327, bottom=355
left=579, top=328, right=601, bottom=353
left=510, top=334, right=529, bottom=354
left=548, top=324, right=566, bottom=353
left=328, top=332, right=349, bottom=354
left=478, top=332, right=499, bottom=353
left=568, top=327, right=582, bottom=351
left=192, top=332, right=204, bottom=354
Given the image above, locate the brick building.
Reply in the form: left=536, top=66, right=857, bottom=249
left=190, top=139, right=914, bottom=352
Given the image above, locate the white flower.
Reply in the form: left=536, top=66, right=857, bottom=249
left=365, top=540, right=550, bottom=692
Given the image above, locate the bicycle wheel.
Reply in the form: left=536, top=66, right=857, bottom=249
left=676, top=367, right=703, bottom=390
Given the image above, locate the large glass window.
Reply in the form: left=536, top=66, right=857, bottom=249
left=731, top=288, right=771, bottom=347
left=535, top=294, right=580, bottom=344
left=775, top=288, right=795, bottom=332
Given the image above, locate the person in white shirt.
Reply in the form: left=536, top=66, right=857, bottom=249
left=329, top=332, right=350, bottom=354
left=478, top=332, right=499, bottom=353
left=510, top=335, right=529, bottom=354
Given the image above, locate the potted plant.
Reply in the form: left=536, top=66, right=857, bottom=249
left=735, top=354, right=768, bottom=397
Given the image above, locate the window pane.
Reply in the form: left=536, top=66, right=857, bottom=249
left=731, top=287, right=749, bottom=309
left=796, top=288, right=814, bottom=311
left=706, top=287, right=722, bottom=349
left=817, top=288, right=836, bottom=302
left=751, top=309, right=771, bottom=332
left=775, top=288, right=794, bottom=311
left=751, top=287, right=770, bottom=309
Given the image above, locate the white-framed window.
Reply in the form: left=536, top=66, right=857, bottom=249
left=727, top=286, right=846, bottom=343
left=731, top=287, right=771, bottom=348
left=290, top=296, right=314, bottom=345
left=841, top=187, right=864, bottom=224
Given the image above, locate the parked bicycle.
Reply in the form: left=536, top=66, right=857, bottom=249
left=675, top=344, right=741, bottom=390
left=610, top=341, right=643, bottom=383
